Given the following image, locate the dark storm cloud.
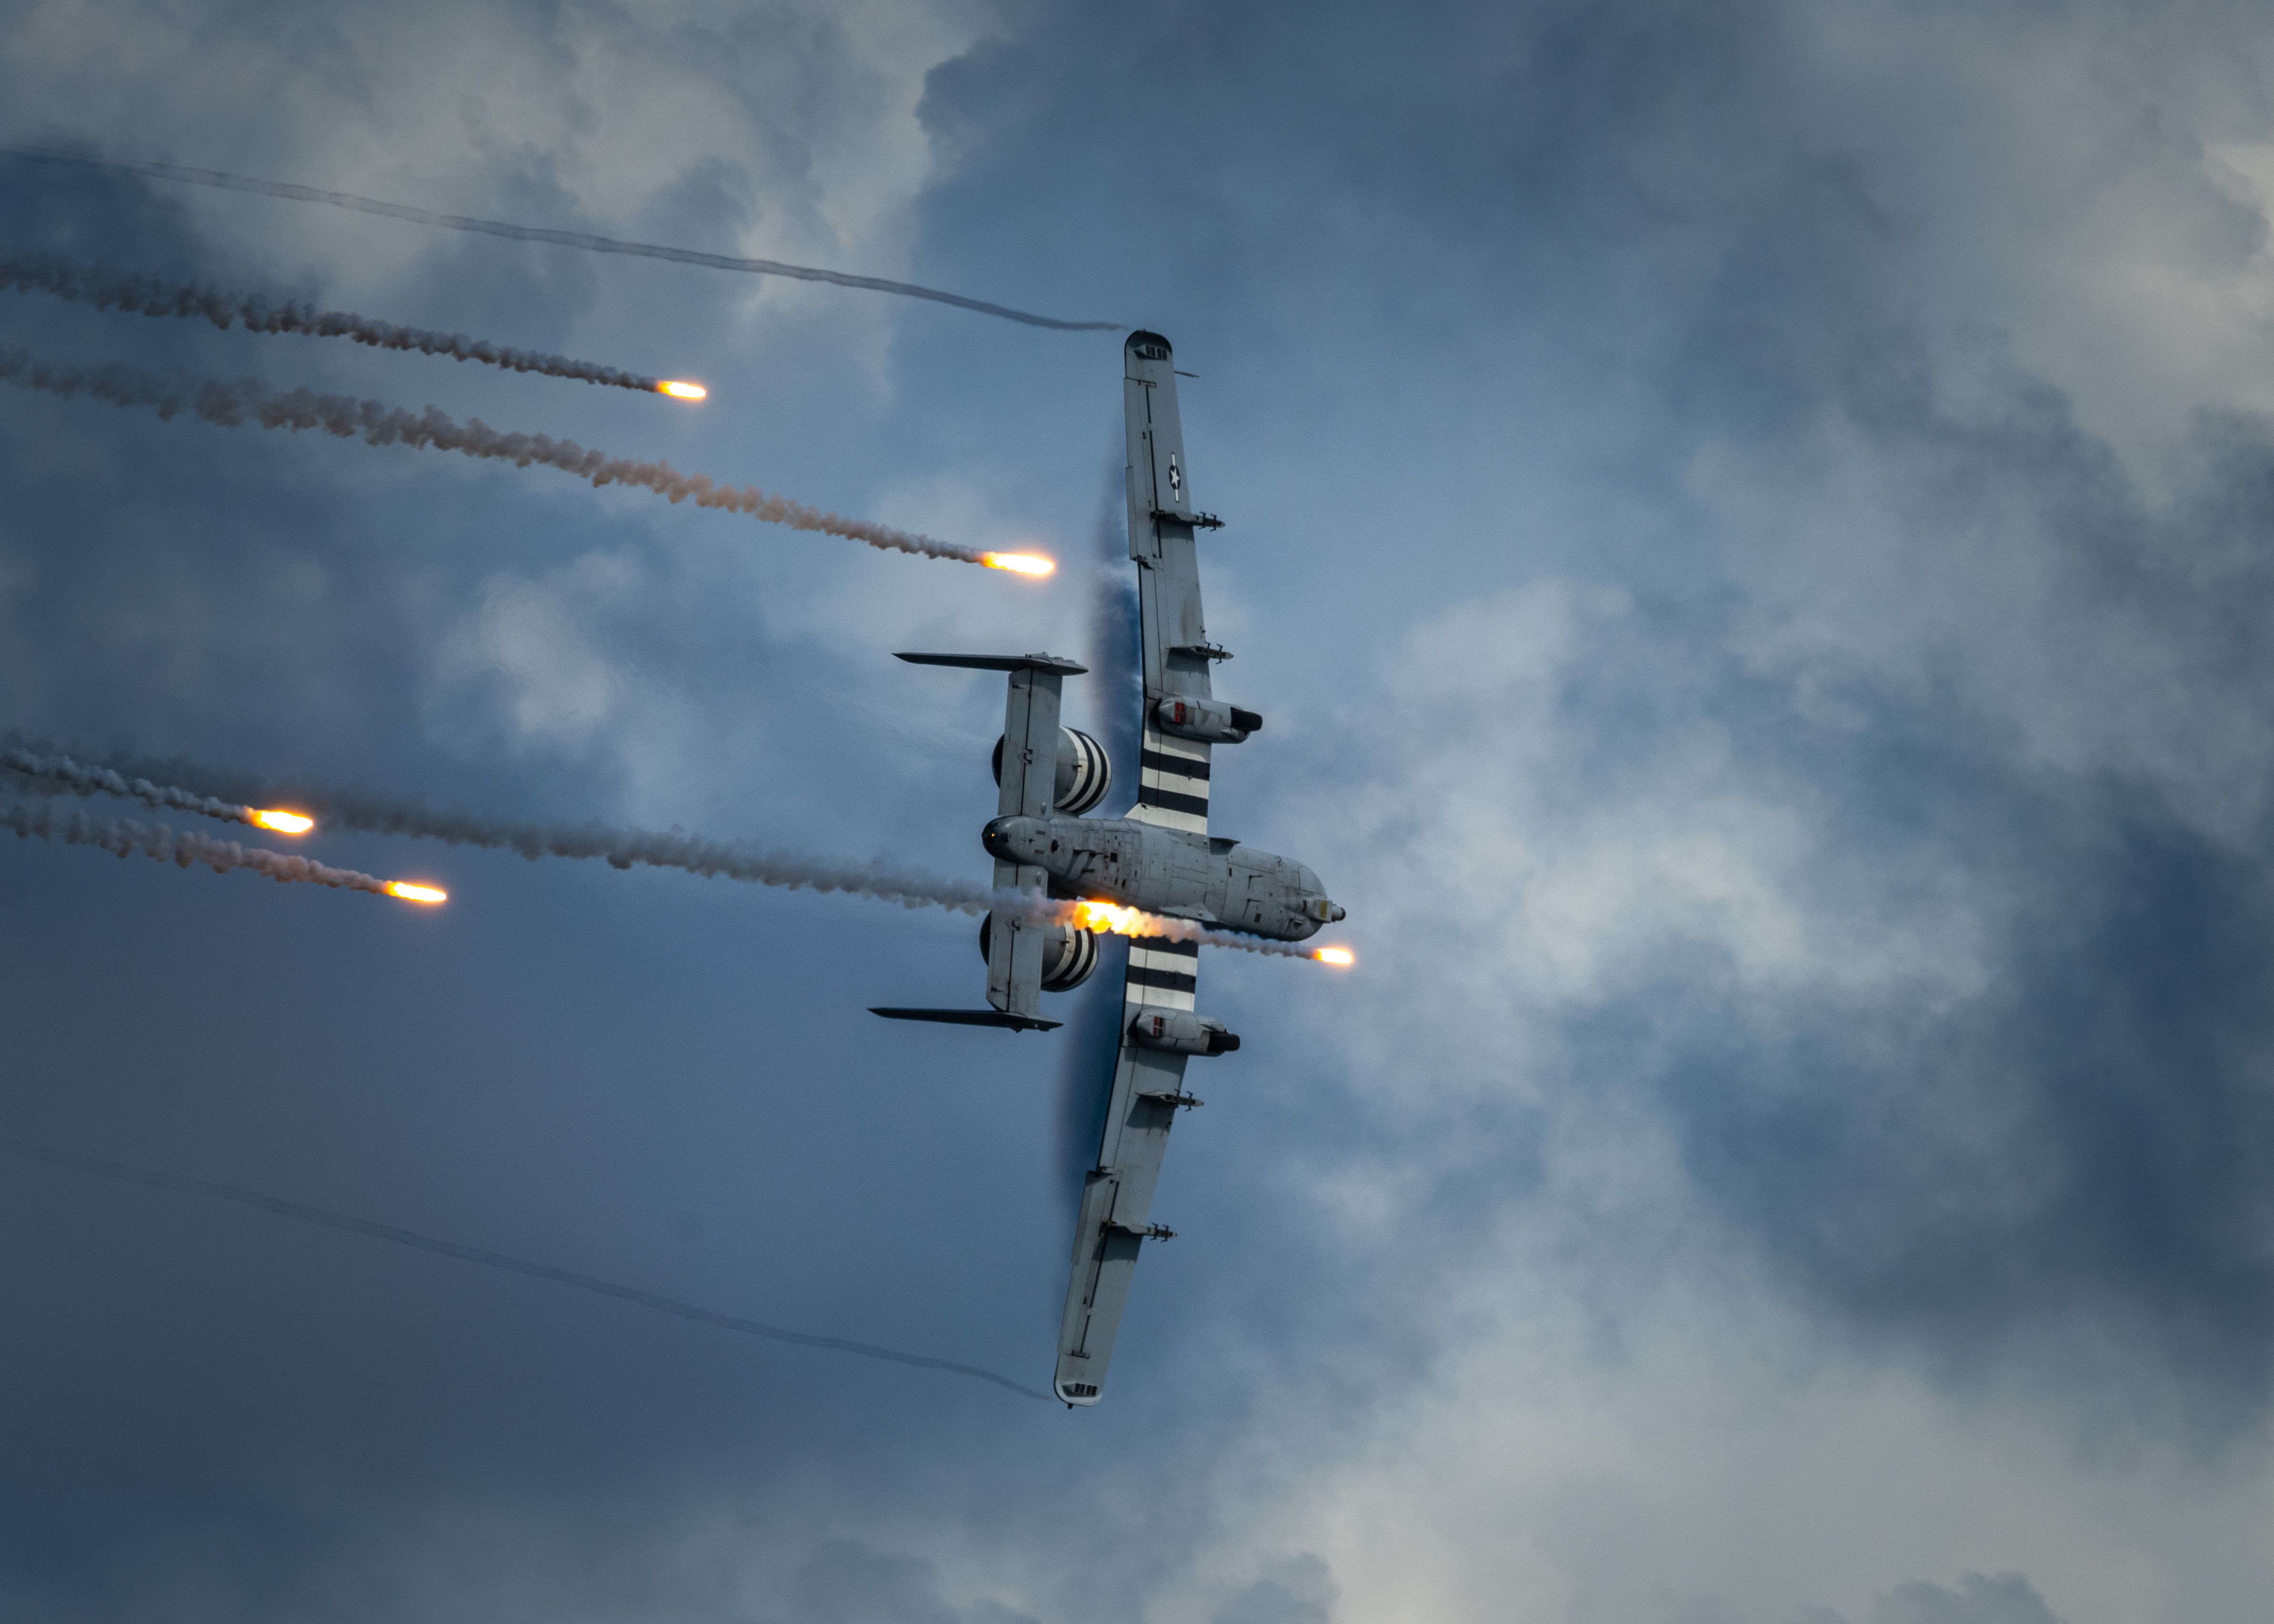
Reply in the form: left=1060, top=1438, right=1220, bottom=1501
left=0, top=84, right=1096, bottom=1616
left=1606, top=331, right=2274, bottom=1423
left=1373, top=327, right=2274, bottom=1427
left=8, top=0, right=2274, bottom=1615
left=1656, top=743, right=2274, bottom=1421
left=910, top=0, right=2274, bottom=1432
left=1873, top=1574, right=2065, bottom=1624
left=912, top=0, right=1811, bottom=359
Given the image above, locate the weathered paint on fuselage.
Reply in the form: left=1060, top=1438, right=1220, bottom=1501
left=982, top=813, right=1336, bottom=941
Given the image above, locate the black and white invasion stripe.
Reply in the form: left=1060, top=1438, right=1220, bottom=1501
left=1124, top=934, right=1199, bottom=1011
left=1134, top=726, right=1210, bottom=833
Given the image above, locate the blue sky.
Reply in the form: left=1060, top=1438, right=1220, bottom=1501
left=6, top=2, right=2274, bottom=1620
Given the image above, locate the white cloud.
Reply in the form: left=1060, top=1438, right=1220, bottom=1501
left=0, top=0, right=991, bottom=315
left=1168, top=1254, right=2274, bottom=1624
left=436, top=551, right=635, bottom=746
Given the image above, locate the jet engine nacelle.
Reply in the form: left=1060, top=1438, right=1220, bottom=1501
left=1130, top=1007, right=1241, bottom=1056
left=1155, top=696, right=1262, bottom=745
left=993, top=726, right=1112, bottom=816
left=978, top=911, right=1099, bottom=992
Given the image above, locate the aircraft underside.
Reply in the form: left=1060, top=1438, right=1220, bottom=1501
left=874, top=329, right=1344, bottom=1406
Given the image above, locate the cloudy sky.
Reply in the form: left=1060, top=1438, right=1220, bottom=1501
left=6, top=1, right=2274, bottom=1620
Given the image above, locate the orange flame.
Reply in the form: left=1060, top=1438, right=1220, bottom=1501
left=1069, top=898, right=1151, bottom=937
left=1313, top=946, right=1356, bottom=967
left=248, top=808, right=314, bottom=835
left=656, top=380, right=708, bottom=401
left=384, top=881, right=449, bottom=905
left=980, top=551, right=1055, bottom=578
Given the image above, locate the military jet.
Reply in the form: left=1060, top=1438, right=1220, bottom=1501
left=872, top=330, right=1345, bottom=1407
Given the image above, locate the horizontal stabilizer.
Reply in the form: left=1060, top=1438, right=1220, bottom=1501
left=869, top=1007, right=1062, bottom=1032
left=895, top=652, right=1087, bottom=675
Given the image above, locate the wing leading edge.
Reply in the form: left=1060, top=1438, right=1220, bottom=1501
left=1055, top=331, right=1217, bottom=1405
left=1053, top=933, right=1199, bottom=1404
left=1124, top=330, right=1214, bottom=838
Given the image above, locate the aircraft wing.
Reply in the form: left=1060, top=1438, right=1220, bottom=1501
left=1052, top=331, right=1227, bottom=1405
left=878, top=651, right=1084, bottom=1030
left=1123, top=331, right=1214, bottom=837
left=1052, top=931, right=1201, bottom=1405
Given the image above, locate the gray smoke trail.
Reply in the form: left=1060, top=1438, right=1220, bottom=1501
left=0, top=1135, right=1052, bottom=1402
left=0, top=250, right=684, bottom=396
left=0, top=797, right=397, bottom=895
left=5, top=744, right=995, bottom=910
left=0, top=145, right=1121, bottom=334
left=219, top=782, right=1316, bottom=955
left=5, top=736, right=1326, bottom=956
left=288, top=783, right=1002, bottom=910
left=2, top=743, right=279, bottom=828
left=0, top=344, right=988, bottom=565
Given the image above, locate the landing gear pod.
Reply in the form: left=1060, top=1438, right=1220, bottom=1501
left=1154, top=696, right=1262, bottom=745
left=978, top=912, right=1099, bottom=992
left=993, top=727, right=1112, bottom=816
left=1130, top=1007, right=1241, bottom=1056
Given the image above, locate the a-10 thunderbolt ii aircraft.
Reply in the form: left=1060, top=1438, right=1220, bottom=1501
left=873, top=330, right=1345, bottom=1407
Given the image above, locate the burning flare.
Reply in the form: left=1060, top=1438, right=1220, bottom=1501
left=0, top=250, right=688, bottom=396
left=4, top=745, right=323, bottom=837
left=656, top=380, right=708, bottom=401
left=1065, top=897, right=1346, bottom=963
left=1069, top=898, right=1149, bottom=937
left=10, top=741, right=1324, bottom=958
left=980, top=551, right=1056, bottom=578
left=0, top=345, right=1010, bottom=568
left=2, top=797, right=408, bottom=897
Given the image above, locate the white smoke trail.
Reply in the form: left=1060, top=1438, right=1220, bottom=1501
left=0, top=345, right=990, bottom=565
left=0, top=145, right=1122, bottom=333
left=255, top=787, right=1314, bottom=954
left=2, top=744, right=272, bottom=828
left=7, top=739, right=1322, bottom=957
left=0, top=250, right=678, bottom=395
left=0, top=798, right=394, bottom=894
left=5, top=748, right=995, bottom=911
left=293, top=786, right=1001, bottom=911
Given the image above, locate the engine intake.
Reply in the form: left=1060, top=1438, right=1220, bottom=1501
left=993, top=726, right=1112, bottom=816
left=978, top=912, right=1099, bottom=992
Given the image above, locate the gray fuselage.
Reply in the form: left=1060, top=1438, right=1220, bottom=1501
left=982, top=814, right=1342, bottom=941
